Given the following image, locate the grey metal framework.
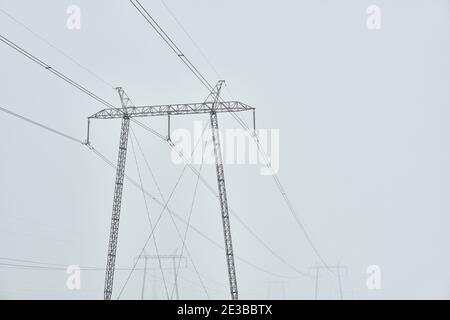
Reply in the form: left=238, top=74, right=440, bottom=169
left=311, top=264, right=348, bottom=300
left=89, top=101, right=253, bottom=120
left=136, top=253, right=186, bottom=300
left=89, top=81, right=254, bottom=300
left=103, top=87, right=132, bottom=300
left=209, top=81, right=238, bottom=300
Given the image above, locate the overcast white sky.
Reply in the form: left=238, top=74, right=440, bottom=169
left=1, top=0, right=450, bottom=299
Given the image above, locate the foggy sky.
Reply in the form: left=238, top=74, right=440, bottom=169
left=1, top=0, right=450, bottom=299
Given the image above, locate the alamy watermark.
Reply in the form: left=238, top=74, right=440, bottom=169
left=170, top=121, right=280, bottom=175
left=66, top=5, right=81, bottom=30
left=66, top=265, right=81, bottom=290
left=366, top=265, right=382, bottom=290
left=366, top=5, right=382, bottom=30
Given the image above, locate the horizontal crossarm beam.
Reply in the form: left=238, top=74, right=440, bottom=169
left=89, top=101, right=254, bottom=119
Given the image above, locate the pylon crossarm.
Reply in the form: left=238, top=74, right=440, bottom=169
left=89, top=101, right=254, bottom=119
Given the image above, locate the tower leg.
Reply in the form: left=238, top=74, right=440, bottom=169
left=172, top=256, right=179, bottom=300
left=314, top=266, right=319, bottom=300
left=141, top=256, right=148, bottom=300
left=210, top=111, right=238, bottom=300
left=104, top=115, right=130, bottom=300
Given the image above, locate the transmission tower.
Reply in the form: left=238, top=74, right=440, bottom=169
left=311, top=263, right=348, bottom=300
left=136, top=251, right=186, bottom=300
left=87, top=81, right=255, bottom=300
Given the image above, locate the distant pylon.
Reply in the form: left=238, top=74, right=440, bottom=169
left=136, top=252, right=186, bottom=300
left=311, top=263, right=348, bottom=300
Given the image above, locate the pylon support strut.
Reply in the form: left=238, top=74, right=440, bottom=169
left=103, top=87, right=132, bottom=300
left=209, top=81, right=238, bottom=300
left=104, top=115, right=130, bottom=300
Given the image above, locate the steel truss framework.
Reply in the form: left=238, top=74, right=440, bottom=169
left=103, top=87, right=132, bottom=300
left=90, top=81, right=254, bottom=300
left=89, top=101, right=254, bottom=120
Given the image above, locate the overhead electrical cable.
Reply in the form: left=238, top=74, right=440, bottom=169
left=0, top=8, right=115, bottom=89
left=117, top=122, right=212, bottom=299
left=170, top=123, right=207, bottom=299
left=129, top=132, right=171, bottom=300
left=0, top=33, right=115, bottom=109
left=128, top=0, right=333, bottom=274
left=0, top=257, right=224, bottom=295
left=0, top=33, right=166, bottom=142
left=0, top=105, right=83, bottom=144
left=0, top=102, right=304, bottom=279
left=0, top=29, right=313, bottom=280
left=134, top=125, right=211, bottom=299
left=159, top=0, right=221, bottom=79
left=168, top=132, right=312, bottom=278
left=115, top=152, right=191, bottom=299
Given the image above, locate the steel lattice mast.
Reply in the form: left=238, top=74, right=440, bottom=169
left=103, top=87, right=132, bottom=300
left=88, top=81, right=254, bottom=300
left=208, top=81, right=238, bottom=299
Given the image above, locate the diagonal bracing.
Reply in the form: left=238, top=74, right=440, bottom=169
left=89, top=81, right=254, bottom=300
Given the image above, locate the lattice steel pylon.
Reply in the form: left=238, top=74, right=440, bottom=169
left=103, top=87, right=132, bottom=300
left=208, top=81, right=238, bottom=300
left=87, top=81, right=255, bottom=300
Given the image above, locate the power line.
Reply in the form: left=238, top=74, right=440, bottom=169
left=0, top=8, right=114, bottom=89
left=159, top=0, right=221, bottom=79
left=0, top=101, right=301, bottom=281
left=132, top=121, right=209, bottom=301
left=0, top=257, right=225, bottom=296
left=0, top=23, right=311, bottom=279
left=0, top=4, right=321, bottom=281
left=133, top=123, right=210, bottom=299
left=0, top=103, right=203, bottom=290
left=0, top=19, right=317, bottom=283
left=158, top=122, right=213, bottom=300
left=90, top=143, right=302, bottom=280
left=107, top=118, right=213, bottom=301
left=0, top=262, right=152, bottom=271
left=0, top=100, right=302, bottom=285
left=0, top=261, right=224, bottom=297
left=0, top=33, right=116, bottom=109
left=0, top=105, right=83, bottom=144
left=129, top=0, right=333, bottom=274
left=0, top=32, right=166, bottom=142
left=116, top=122, right=212, bottom=300
left=130, top=0, right=213, bottom=93
left=0, top=99, right=304, bottom=282
left=132, top=129, right=166, bottom=202
left=157, top=0, right=238, bottom=109
left=130, top=0, right=248, bottom=128
left=129, top=132, right=171, bottom=300
left=0, top=91, right=303, bottom=282
left=0, top=257, right=173, bottom=271
left=168, top=138, right=312, bottom=278
left=170, top=123, right=207, bottom=299
left=114, top=149, right=190, bottom=299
